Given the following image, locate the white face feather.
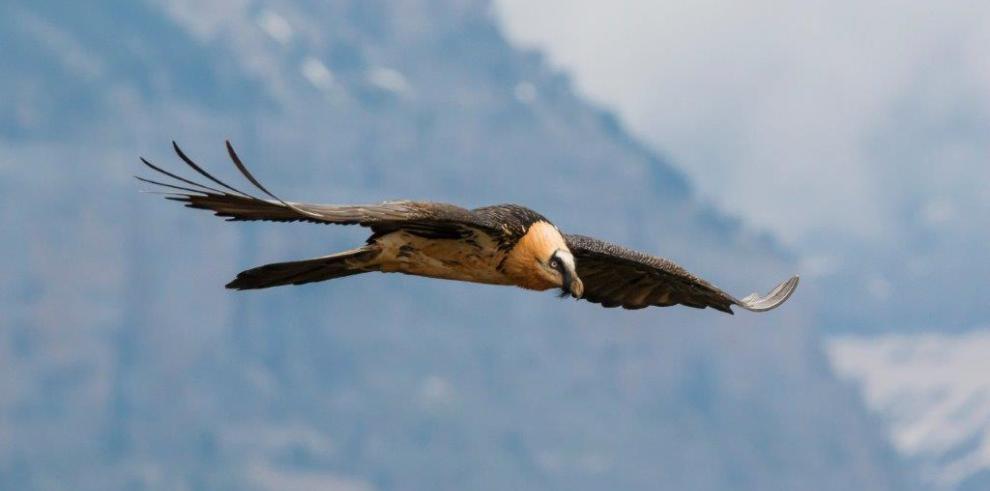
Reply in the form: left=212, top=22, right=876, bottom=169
left=553, top=249, right=576, bottom=272
left=547, top=248, right=583, bottom=298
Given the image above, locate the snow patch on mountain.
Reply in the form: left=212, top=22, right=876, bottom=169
left=828, top=330, right=990, bottom=489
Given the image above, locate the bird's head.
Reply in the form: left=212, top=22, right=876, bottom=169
left=504, top=221, right=583, bottom=298
left=544, top=248, right=583, bottom=299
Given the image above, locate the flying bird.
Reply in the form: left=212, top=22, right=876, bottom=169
left=138, top=142, right=799, bottom=314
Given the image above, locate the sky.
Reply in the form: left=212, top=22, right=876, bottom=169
left=494, top=0, right=990, bottom=248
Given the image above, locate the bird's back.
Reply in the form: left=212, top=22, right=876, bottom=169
left=471, top=204, right=551, bottom=234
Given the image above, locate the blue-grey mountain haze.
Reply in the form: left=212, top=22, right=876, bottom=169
left=0, top=1, right=938, bottom=490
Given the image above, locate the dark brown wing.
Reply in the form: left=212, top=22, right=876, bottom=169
left=137, top=141, right=495, bottom=238
left=565, top=234, right=799, bottom=314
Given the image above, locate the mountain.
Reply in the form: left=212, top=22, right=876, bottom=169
left=0, top=1, right=916, bottom=490
left=828, top=330, right=990, bottom=491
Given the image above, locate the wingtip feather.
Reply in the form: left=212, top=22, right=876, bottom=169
left=735, top=275, right=800, bottom=312
left=224, top=140, right=325, bottom=220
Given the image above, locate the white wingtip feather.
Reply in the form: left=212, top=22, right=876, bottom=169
left=736, top=275, right=800, bottom=312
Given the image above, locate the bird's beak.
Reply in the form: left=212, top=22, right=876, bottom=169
left=561, top=265, right=584, bottom=299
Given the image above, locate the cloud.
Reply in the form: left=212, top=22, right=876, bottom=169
left=301, top=56, right=335, bottom=91
left=495, top=0, right=990, bottom=248
left=256, top=9, right=293, bottom=45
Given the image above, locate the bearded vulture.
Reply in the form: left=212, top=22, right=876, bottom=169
left=137, top=142, right=799, bottom=314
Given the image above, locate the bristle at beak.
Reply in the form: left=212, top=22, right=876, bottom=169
left=560, top=272, right=583, bottom=299
left=569, top=277, right=584, bottom=299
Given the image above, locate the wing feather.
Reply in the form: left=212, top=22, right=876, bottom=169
left=565, top=234, right=798, bottom=314
left=171, top=141, right=260, bottom=199
left=137, top=142, right=495, bottom=236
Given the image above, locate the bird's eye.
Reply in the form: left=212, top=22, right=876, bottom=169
left=549, top=258, right=560, bottom=269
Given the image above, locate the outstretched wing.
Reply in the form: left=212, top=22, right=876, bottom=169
left=137, top=141, right=493, bottom=238
left=564, top=234, right=799, bottom=314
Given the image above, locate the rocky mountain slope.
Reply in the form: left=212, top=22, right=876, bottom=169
left=0, top=1, right=914, bottom=489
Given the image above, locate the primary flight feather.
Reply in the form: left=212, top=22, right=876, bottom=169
left=138, top=142, right=799, bottom=314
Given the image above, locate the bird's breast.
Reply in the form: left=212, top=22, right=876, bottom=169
left=372, top=230, right=513, bottom=285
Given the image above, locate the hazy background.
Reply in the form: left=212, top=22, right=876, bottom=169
left=497, top=0, right=990, bottom=333
left=0, top=1, right=986, bottom=490
left=496, top=3, right=990, bottom=488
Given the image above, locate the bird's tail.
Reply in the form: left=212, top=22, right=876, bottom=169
left=226, top=245, right=380, bottom=290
